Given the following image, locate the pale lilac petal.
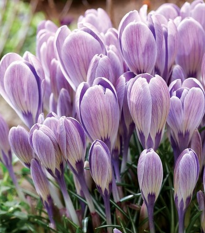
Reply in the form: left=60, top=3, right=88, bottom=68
left=176, top=18, right=205, bottom=78
left=57, top=89, right=72, bottom=117
left=89, top=140, right=112, bottom=194
left=191, top=129, right=202, bottom=172
left=31, top=159, right=50, bottom=202
left=171, top=65, right=185, bottom=83
left=137, top=149, right=163, bottom=203
left=61, top=30, right=103, bottom=90
left=118, top=10, right=141, bottom=49
left=192, top=3, right=205, bottom=30
left=9, top=126, right=34, bottom=167
left=156, top=3, right=179, bottom=20
left=121, top=22, right=157, bottom=74
left=4, top=62, right=39, bottom=128
left=0, top=53, right=23, bottom=103
left=183, top=88, right=205, bottom=136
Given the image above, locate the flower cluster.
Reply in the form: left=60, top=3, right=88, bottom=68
left=0, top=1, right=205, bottom=233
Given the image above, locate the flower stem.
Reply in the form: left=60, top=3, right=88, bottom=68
left=78, top=174, right=95, bottom=213
left=121, top=137, right=129, bottom=173
left=147, top=203, right=155, bottom=233
left=7, top=164, right=26, bottom=202
left=56, top=174, right=79, bottom=226
left=178, top=208, right=185, bottom=233
left=44, top=196, right=56, bottom=229
left=103, top=194, right=112, bottom=233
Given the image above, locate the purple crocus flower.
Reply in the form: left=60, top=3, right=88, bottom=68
left=156, top=3, right=179, bottom=20
left=78, top=8, right=112, bottom=34
left=127, top=73, right=170, bottom=150
left=120, top=21, right=157, bottom=74
left=167, top=78, right=205, bottom=161
left=77, top=77, right=120, bottom=151
left=137, top=148, right=163, bottom=233
left=0, top=53, right=43, bottom=128
left=9, top=126, right=34, bottom=168
left=89, top=140, right=113, bottom=233
left=31, top=158, right=55, bottom=228
left=176, top=18, right=205, bottom=79
left=55, top=26, right=105, bottom=90
left=0, top=115, right=26, bottom=201
left=174, top=148, right=199, bottom=233
left=29, top=122, right=79, bottom=225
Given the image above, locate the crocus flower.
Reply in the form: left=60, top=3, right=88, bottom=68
left=29, top=123, right=63, bottom=178
left=167, top=78, right=205, bottom=161
left=137, top=148, right=163, bottom=233
left=120, top=21, right=157, bottom=74
left=0, top=114, right=26, bottom=201
left=174, top=148, right=199, bottom=233
left=31, top=159, right=55, bottom=228
left=113, top=229, right=122, bottom=233
left=9, top=126, right=34, bottom=168
left=89, top=140, right=112, bottom=233
left=78, top=8, right=112, bottom=34
left=29, top=122, right=79, bottom=225
left=0, top=53, right=43, bottom=128
left=156, top=3, right=179, bottom=20
left=55, top=26, right=105, bottom=90
left=127, top=73, right=170, bottom=150
left=77, top=77, right=120, bottom=151
left=87, top=54, right=119, bottom=86
left=176, top=18, right=205, bottom=79
left=58, top=117, right=85, bottom=175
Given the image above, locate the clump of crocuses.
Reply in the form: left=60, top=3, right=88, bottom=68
left=0, top=1, right=205, bottom=233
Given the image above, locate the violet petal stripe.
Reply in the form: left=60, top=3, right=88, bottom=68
left=121, top=22, right=157, bottom=74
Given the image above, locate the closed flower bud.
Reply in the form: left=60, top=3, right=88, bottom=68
left=120, top=21, right=157, bottom=74
left=127, top=73, right=170, bottom=150
left=9, top=126, right=34, bottom=168
left=176, top=18, right=205, bottom=79
left=55, top=26, right=105, bottom=90
left=78, top=8, right=112, bottom=33
left=58, top=117, right=86, bottom=174
left=167, top=78, right=205, bottom=160
left=89, top=140, right=112, bottom=196
left=174, top=148, right=199, bottom=233
left=78, top=78, right=120, bottom=150
left=113, top=229, right=122, bottom=233
left=0, top=53, right=43, bottom=128
left=29, top=123, right=63, bottom=178
left=137, top=149, right=163, bottom=206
